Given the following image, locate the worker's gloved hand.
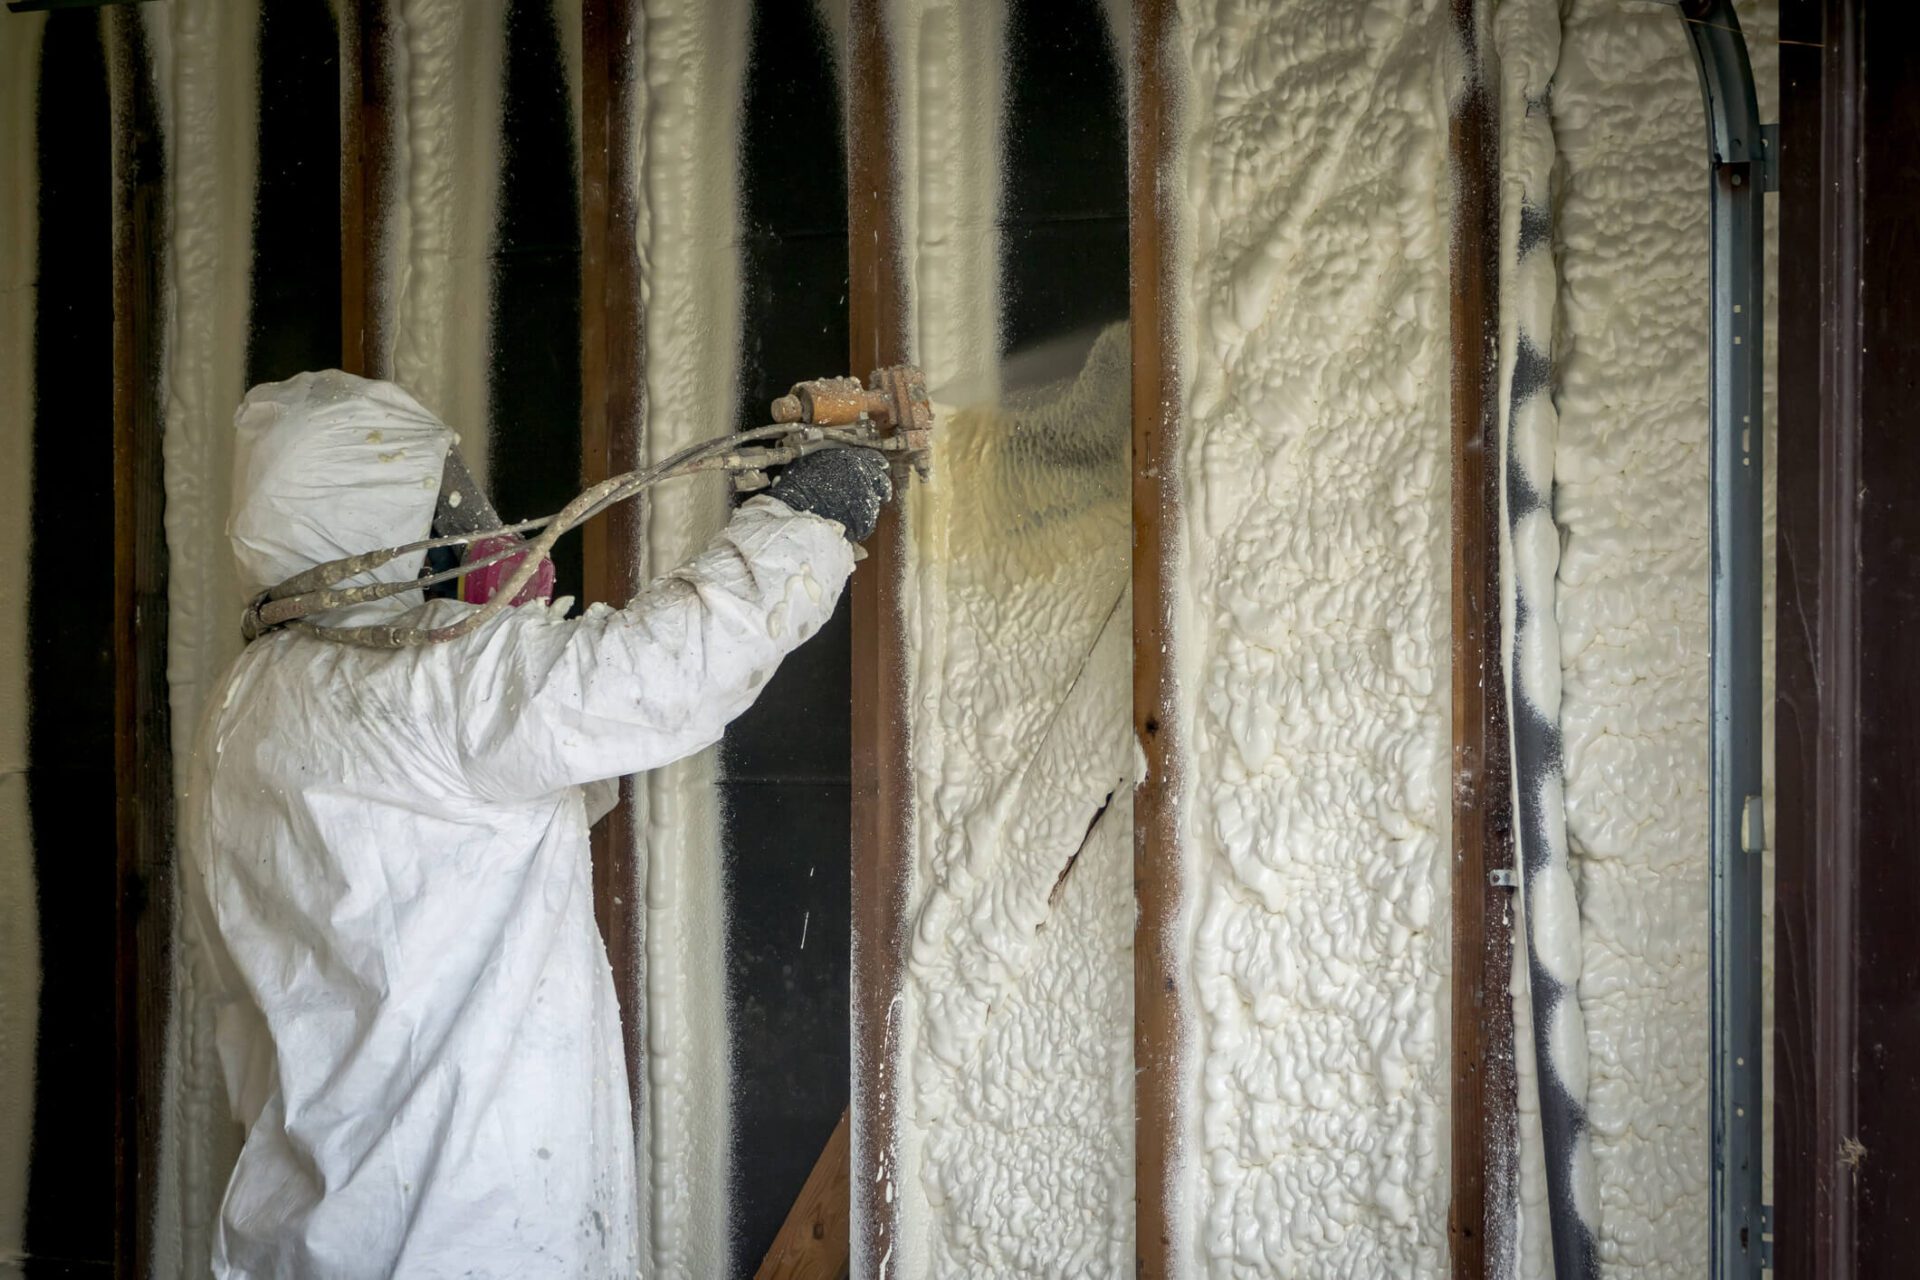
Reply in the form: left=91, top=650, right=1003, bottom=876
left=766, top=447, right=893, bottom=543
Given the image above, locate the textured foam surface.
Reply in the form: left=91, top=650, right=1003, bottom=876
left=1553, top=9, right=1712, bottom=1275
left=882, top=4, right=1007, bottom=1273
left=386, top=0, right=504, bottom=490
left=1549, top=3, right=1777, bottom=1273
left=898, top=327, right=1136, bottom=1278
left=627, top=3, right=750, bottom=1274
left=1175, top=3, right=1455, bottom=1274
left=1494, top=1, right=1601, bottom=1275
left=147, top=4, right=260, bottom=1271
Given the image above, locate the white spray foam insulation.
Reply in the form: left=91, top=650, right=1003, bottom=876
left=143, top=3, right=259, bottom=1273
left=885, top=6, right=1149, bottom=1273
left=896, top=326, right=1136, bottom=1278
left=1174, top=1, right=1455, bottom=1274
left=1552, top=32, right=1710, bottom=1266
left=1493, top=1, right=1601, bottom=1276
left=1491, top=1, right=1560, bottom=1271
left=0, top=14, right=44, bottom=1264
left=879, top=3, right=1006, bottom=1273
left=146, top=0, right=257, bottom=808
left=627, top=1, right=750, bottom=1272
left=1548, top=1, right=1777, bottom=1271
left=888, top=0, right=1005, bottom=407
left=380, top=0, right=504, bottom=491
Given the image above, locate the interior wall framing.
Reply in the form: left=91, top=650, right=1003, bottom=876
left=576, top=0, right=647, bottom=1124
left=108, top=9, right=170, bottom=1274
left=1128, top=0, right=1182, bottom=1276
left=1775, top=0, right=1920, bottom=1274
left=1446, top=1, right=1518, bottom=1275
left=69, top=0, right=1907, bottom=1273
left=843, top=1, right=912, bottom=1275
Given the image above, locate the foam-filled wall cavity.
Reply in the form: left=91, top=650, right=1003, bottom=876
left=897, top=327, right=1136, bottom=1277
left=625, top=0, right=751, bottom=1273
left=1169, top=3, right=1457, bottom=1275
left=1544, top=1, right=1778, bottom=1274
left=383, top=0, right=505, bottom=490
left=147, top=3, right=260, bottom=1270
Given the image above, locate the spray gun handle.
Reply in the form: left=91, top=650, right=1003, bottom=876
left=767, top=365, right=934, bottom=483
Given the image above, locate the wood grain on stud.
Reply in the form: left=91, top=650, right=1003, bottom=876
left=578, top=0, right=647, bottom=1106
left=757, top=1111, right=853, bottom=1280
left=845, top=1, right=911, bottom=1274
left=1446, top=3, right=1518, bottom=1276
left=1130, top=2, right=1183, bottom=1275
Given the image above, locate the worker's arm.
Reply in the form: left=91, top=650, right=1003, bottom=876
left=448, top=494, right=858, bottom=800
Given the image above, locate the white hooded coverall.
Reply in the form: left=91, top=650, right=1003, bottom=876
left=182, top=372, right=855, bottom=1277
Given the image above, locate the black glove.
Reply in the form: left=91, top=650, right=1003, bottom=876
left=766, top=447, right=893, bottom=543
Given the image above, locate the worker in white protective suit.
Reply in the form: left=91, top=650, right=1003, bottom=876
left=181, top=370, right=891, bottom=1277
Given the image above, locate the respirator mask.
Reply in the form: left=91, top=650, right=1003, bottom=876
left=430, top=445, right=557, bottom=608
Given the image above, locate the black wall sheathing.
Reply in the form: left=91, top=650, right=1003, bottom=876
left=722, top=4, right=853, bottom=1269
left=248, top=0, right=342, bottom=386
left=487, top=0, right=585, bottom=608
left=1001, top=0, right=1129, bottom=357
left=23, top=12, right=116, bottom=1273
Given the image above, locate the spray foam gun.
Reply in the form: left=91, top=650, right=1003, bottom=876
left=241, top=365, right=934, bottom=650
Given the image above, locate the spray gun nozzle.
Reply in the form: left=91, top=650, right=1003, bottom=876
left=765, top=365, right=935, bottom=487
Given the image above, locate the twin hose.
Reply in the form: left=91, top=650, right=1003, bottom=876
left=243, top=423, right=884, bottom=649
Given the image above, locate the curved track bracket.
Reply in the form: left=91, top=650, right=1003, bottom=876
left=1676, top=2, right=1771, bottom=1276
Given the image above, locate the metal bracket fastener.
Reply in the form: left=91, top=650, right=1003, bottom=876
left=1488, top=868, right=1518, bottom=889
left=1741, top=795, right=1765, bottom=854
left=1759, top=123, right=1780, bottom=192
left=1760, top=1203, right=1774, bottom=1270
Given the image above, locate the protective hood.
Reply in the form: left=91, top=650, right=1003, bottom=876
left=228, top=370, right=454, bottom=597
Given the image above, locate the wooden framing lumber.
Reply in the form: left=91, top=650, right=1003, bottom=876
left=1446, top=2, right=1519, bottom=1275
left=1129, top=2, right=1183, bottom=1275
left=340, top=0, right=392, bottom=379
left=107, top=12, right=169, bottom=1274
left=756, top=1111, right=853, bottom=1280
left=578, top=0, right=647, bottom=1105
left=1775, top=1, right=1920, bottom=1271
left=844, top=0, right=911, bottom=1273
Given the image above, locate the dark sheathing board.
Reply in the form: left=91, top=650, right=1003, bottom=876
left=1001, top=0, right=1129, bottom=357
left=248, top=0, right=343, bottom=385
left=722, top=3, right=853, bottom=1268
left=488, top=0, right=584, bottom=608
left=25, top=12, right=116, bottom=1272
